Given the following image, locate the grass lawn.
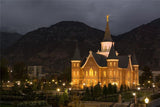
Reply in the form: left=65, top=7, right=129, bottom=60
left=0, top=104, right=14, bottom=107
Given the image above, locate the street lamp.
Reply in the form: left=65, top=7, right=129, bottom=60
left=52, top=79, right=55, bottom=82
left=62, top=83, right=65, bottom=86
left=132, top=92, right=137, bottom=104
left=137, top=87, right=140, bottom=91
left=132, top=92, right=136, bottom=96
left=69, top=87, right=72, bottom=91
left=144, top=97, right=149, bottom=106
left=57, top=88, right=60, bottom=92
left=153, top=84, right=155, bottom=93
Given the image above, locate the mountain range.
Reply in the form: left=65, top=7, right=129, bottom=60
left=1, top=18, right=160, bottom=73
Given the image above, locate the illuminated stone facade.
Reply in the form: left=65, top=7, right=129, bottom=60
left=71, top=16, right=139, bottom=89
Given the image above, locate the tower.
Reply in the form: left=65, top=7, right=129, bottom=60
left=106, top=45, right=119, bottom=87
left=132, top=54, right=139, bottom=86
left=71, top=42, right=81, bottom=89
left=97, top=15, right=114, bottom=57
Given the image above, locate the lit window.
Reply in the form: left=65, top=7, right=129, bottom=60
left=114, top=62, right=116, bottom=66
left=74, top=63, right=76, bottom=67
left=86, top=71, right=88, bottom=76
left=73, top=71, right=75, bottom=76
left=77, top=63, right=79, bottom=67
left=110, top=70, right=112, bottom=77
left=95, top=71, right=97, bottom=76
left=104, top=71, right=106, bottom=77
left=110, top=62, right=112, bottom=66
left=77, top=71, right=79, bottom=75
left=89, top=68, right=93, bottom=76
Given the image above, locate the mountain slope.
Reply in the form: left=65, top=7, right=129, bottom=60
left=3, top=18, right=160, bottom=72
left=0, top=32, right=22, bottom=50
left=115, top=18, right=160, bottom=70
left=4, top=21, right=105, bottom=73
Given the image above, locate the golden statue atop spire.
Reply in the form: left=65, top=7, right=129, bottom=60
left=106, top=15, right=110, bottom=22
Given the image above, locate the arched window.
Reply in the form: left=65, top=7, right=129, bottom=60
left=110, top=62, right=112, bottom=66
left=77, top=63, right=79, bottom=67
left=89, top=68, right=93, bottom=76
left=95, top=71, right=97, bottom=76
left=86, top=71, right=88, bottom=76
left=73, top=71, right=76, bottom=76
left=110, top=70, right=112, bottom=77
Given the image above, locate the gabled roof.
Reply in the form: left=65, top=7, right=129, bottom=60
left=81, top=52, right=130, bottom=68
left=92, top=52, right=107, bottom=67
left=81, top=52, right=107, bottom=67
left=72, top=43, right=81, bottom=60
left=107, top=45, right=118, bottom=59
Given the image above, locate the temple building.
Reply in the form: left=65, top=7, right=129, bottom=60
left=71, top=16, right=139, bottom=89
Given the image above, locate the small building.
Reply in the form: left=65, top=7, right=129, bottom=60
left=71, top=16, right=139, bottom=90
left=28, top=65, right=46, bottom=79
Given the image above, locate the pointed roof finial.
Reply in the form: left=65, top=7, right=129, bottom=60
left=103, top=15, right=112, bottom=41
left=106, top=15, right=110, bottom=22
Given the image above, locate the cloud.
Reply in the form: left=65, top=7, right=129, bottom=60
left=1, top=0, right=160, bottom=35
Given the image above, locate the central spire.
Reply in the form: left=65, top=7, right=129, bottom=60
left=103, top=15, right=112, bottom=41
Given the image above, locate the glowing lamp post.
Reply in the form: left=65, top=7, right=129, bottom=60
left=52, top=79, right=55, bottom=82
left=132, top=92, right=136, bottom=96
left=153, top=84, right=155, bottom=93
left=137, top=87, right=140, bottom=91
left=62, top=83, right=65, bottom=86
left=69, top=87, right=72, bottom=91
left=57, top=88, right=60, bottom=92
left=144, top=97, right=149, bottom=107
left=132, top=92, right=137, bottom=104
left=83, top=83, right=86, bottom=89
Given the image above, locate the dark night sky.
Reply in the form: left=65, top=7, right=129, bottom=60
left=1, top=0, right=160, bottom=35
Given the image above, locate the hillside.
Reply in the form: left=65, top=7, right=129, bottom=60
left=3, top=18, right=160, bottom=72
left=0, top=32, right=22, bottom=50
left=115, top=18, right=160, bottom=70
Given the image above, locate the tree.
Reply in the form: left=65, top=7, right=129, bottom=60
left=155, top=74, right=160, bottom=83
left=108, top=83, right=113, bottom=94
left=155, top=74, right=160, bottom=88
left=12, top=62, right=28, bottom=82
left=63, top=92, right=69, bottom=106
left=120, top=84, right=123, bottom=93
left=93, top=83, right=101, bottom=98
left=139, top=66, right=153, bottom=86
left=103, top=85, right=108, bottom=98
left=0, top=58, right=9, bottom=82
left=123, top=84, right=127, bottom=91
left=59, top=95, right=64, bottom=107
left=113, top=85, right=117, bottom=94
left=90, top=86, right=94, bottom=98
left=85, top=87, right=90, bottom=97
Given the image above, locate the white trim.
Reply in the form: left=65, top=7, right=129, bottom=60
left=81, top=52, right=101, bottom=68
left=71, top=60, right=81, bottom=62
left=107, top=59, right=119, bottom=61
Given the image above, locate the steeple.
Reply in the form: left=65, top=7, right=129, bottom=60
left=103, top=15, right=112, bottom=41
left=131, top=54, right=138, bottom=65
left=72, top=42, right=81, bottom=60
left=107, top=44, right=118, bottom=59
